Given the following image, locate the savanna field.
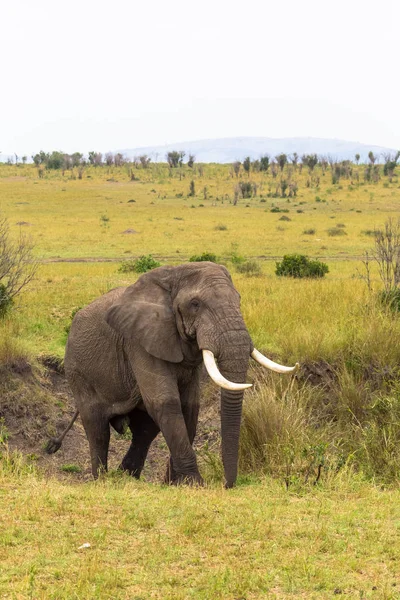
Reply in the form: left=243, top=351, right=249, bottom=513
left=1, top=159, right=400, bottom=599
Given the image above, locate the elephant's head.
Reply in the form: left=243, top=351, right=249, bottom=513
left=106, top=262, right=297, bottom=487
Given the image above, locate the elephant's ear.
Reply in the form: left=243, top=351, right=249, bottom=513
left=105, top=268, right=183, bottom=363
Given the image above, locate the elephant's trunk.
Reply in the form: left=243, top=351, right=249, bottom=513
left=220, top=385, right=245, bottom=488
left=217, top=342, right=250, bottom=488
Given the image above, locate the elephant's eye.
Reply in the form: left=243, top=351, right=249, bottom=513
left=190, top=298, right=200, bottom=310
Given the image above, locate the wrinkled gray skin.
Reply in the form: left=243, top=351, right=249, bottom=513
left=53, top=262, right=253, bottom=488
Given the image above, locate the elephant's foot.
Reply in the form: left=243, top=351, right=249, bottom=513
left=164, top=462, right=203, bottom=486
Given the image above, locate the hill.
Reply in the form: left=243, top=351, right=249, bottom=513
left=118, top=136, right=397, bottom=163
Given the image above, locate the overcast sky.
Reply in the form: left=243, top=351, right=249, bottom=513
left=1, top=0, right=399, bottom=155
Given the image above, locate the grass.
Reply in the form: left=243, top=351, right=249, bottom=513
left=1, top=163, right=399, bottom=260
left=1, top=462, right=400, bottom=599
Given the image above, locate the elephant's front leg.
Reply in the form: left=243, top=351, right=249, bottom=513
left=165, top=372, right=201, bottom=485
left=130, top=353, right=202, bottom=485
left=153, top=396, right=202, bottom=485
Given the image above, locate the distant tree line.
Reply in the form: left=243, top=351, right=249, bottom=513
left=231, top=150, right=400, bottom=182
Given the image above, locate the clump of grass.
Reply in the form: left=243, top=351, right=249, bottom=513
left=302, top=228, right=316, bottom=235
left=235, top=260, right=262, bottom=277
left=362, top=229, right=376, bottom=236
left=327, top=227, right=347, bottom=236
left=239, top=373, right=328, bottom=482
left=214, top=223, right=227, bottom=231
left=278, top=215, right=291, bottom=222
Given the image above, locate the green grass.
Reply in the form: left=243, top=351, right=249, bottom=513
left=1, top=163, right=399, bottom=260
left=1, top=463, right=400, bottom=599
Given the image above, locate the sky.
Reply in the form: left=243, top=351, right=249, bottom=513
left=1, top=0, right=399, bottom=156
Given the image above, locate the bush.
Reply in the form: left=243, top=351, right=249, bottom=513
left=0, top=284, right=13, bottom=318
left=303, top=228, right=316, bottom=235
left=327, top=227, right=347, bottom=237
left=379, top=288, right=400, bottom=312
left=189, top=252, right=218, bottom=263
left=214, top=224, right=227, bottom=231
left=235, top=260, right=262, bottom=277
left=118, top=255, right=161, bottom=273
left=275, top=254, right=329, bottom=278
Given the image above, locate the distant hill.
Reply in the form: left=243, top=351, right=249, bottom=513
left=118, top=137, right=398, bottom=164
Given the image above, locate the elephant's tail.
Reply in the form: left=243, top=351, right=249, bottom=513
left=45, top=409, right=79, bottom=454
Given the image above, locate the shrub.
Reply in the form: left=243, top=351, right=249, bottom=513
left=0, top=215, right=38, bottom=318
left=235, top=260, right=262, bottom=277
left=0, top=284, right=13, bottom=318
left=270, top=207, right=289, bottom=213
left=379, top=288, right=400, bottom=312
left=189, top=252, right=217, bottom=263
left=303, top=228, right=316, bottom=235
left=275, top=254, right=329, bottom=278
left=279, top=215, right=291, bottom=222
left=118, top=255, right=161, bottom=273
left=214, top=224, right=227, bottom=231
left=327, top=227, right=347, bottom=237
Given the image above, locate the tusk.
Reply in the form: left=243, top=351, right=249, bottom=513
left=251, top=348, right=299, bottom=374
left=202, top=350, right=252, bottom=391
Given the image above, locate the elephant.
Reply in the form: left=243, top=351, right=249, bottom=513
left=46, top=262, right=298, bottom=488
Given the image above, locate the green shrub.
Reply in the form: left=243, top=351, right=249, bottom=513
left=235, top=260, right=262, bottom=277
left=189, top=252, right=218, bottom=263
left=379, top=288, right=400, bottom=312
left=118, top=255, right=161, bottom=273
left=270, top=207, right=289, bottom=213
left=275, top=254, right=329, bottom=278
left=61, top=464, right=82, bottom=473
left=0, top=284, right=13, bottom=318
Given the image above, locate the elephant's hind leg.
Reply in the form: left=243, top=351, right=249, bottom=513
left=79, top=405, right=111, bottom=478
left=119, top=409, right=160, bottom=478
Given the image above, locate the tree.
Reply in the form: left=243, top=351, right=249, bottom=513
left=368, top=151, right=377, bottom=165
left=178, top=151, right=186, bottom=167
left=47, top=151, right=65, bottom=170
left=139, top=155, right=151, bottom=169
left=383, top=152, right=400, bottom=178
left=105, top=153, right=114, bottom=166
left=275, top=153, right=287, bottom=172
left=88, top=151, right=103, bottom=166
left=243, top=156, right=251, bottom=175
left=232, top=161, right=241, bottom=177
left=71, top=152, right=83, bottom=167
left=259, top=155, right=270, bottom=172
left=187, top=154, right=195, bottom=168
left=0, top=215, right=38, bottom=316
left=289, top=152, right=299, bottom=168
left=166, top=151, right=180, bottom=168
left=355, top=153, right=360, bottom=164
left=114, top=153, right=125, bottom=167
left=302, top=154, right=318, bottom=172
left=31, top=150, right=49, bottom=166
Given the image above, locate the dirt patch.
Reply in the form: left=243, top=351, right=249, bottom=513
left=15, top=221, right=33, bottom=226
left=121, top=228, right=138, bottom=234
